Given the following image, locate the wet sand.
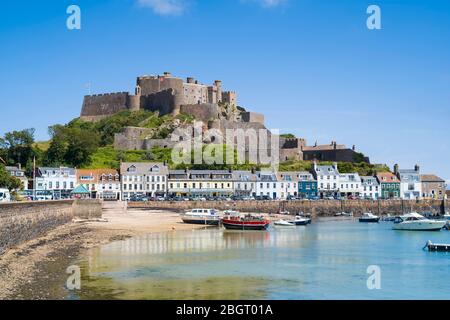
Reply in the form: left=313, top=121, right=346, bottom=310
left=0, top=202, right=208, bottom=299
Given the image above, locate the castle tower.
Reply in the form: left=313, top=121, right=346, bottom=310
left=214, top=80, right=222, bottom=103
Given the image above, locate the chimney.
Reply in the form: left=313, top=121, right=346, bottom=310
left=414, top=164, right=420, bottom=173
left=187, top=77, right=195, bottom=84
left=17, top=163, right=21, bottom=170
left=334, top=142, right=337, bottom=150
left=251, top=167, right=256, bottom=174
left=394, top=164, right=399, bottom=175
left=163, top=72, right=172, bottom=77
left=352, top=145, right=356, bottom=151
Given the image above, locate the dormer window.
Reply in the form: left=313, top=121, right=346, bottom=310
left=127, top=166, right=137, bottom=173
left=151, top=165, right=160, bottom=173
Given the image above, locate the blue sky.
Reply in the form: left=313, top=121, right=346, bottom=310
left=1, top=0, right=449, bottom=183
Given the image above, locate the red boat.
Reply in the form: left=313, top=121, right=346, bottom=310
left=221, top=211, right=270, bottom=231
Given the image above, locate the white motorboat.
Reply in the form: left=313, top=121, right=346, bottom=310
left=393, top=212, right=446, bottom=231
left=273, top=219, right=295, bottom=227
left=359, top=212, right=380, bottom=223
left=180, top=208, right=220, bottom=225
left=287, top=215, right=311, bottom=226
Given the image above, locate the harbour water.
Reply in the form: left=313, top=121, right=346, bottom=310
left=71, top=219, right=450, bottom=300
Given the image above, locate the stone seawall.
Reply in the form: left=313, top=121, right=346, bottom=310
left=0, top=199, right=103, bottom=255
left=128, top=199, right=449, bottom=217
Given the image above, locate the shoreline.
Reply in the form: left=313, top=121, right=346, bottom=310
left=0, top=204, right=338, bottom=300
left=0, top=207, right=212, bottom=300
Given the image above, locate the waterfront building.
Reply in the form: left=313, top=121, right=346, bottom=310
left=312, top=161, right=340, bottom=199
left=120, top=162, right=168, bottom=200
left=5, top=165, right=28, bottom=190
left=276, top=172, right=299, bottom=199
left=76, top=169, right=121, bottom=200
left=339, top=173, right=362, bottom=198
left=35, top=167, right=77, bottom=199
left=420, top=174, right=446, bottom=200
left=297, top=171, right=318, bottom=199
left=360, top=176, right=380, bottom=200
left=167, top=170, right=234, bottom=197
left=395, top=164, right=422, bottom=199
left=232, top=171, right=257, bottom=197
left=375, top=172, right=400, bottom=199
left=255, top=171, right=279, bottom=199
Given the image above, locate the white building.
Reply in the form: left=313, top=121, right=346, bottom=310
left=255, top=171, right=279, bottom=199
left=120, top=162, right=169, bottom=200
left=339, top=173, right=362, bottom=198
left=233, top=171, right=257, bottom=197
left=276, top=172, right=299, bottom=199
left=396, top=164, right=422, bottom=199
left=35, top=167, right=77, bottom=199
left=312, top=162, right=340, bottom=199
left=360, top=176, right=380, bottom=200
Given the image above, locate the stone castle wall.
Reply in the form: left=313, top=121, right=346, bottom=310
left=0, top=200, right=102, bottom=255
left=128, top=199, right=448, bottom=217
left=180, top=103, right=218, bottom=123
left=81, top=92, right=130, bottom=120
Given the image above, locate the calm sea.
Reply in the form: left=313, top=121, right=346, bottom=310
left=72, top=218, right=450, bottom=300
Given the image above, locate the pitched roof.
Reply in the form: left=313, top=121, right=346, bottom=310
left=302, top=144, right=347, bottom=151
left=420, top=174, right=445, bottom=182
left=120, top=162, right=168, bottom=175
left=71, top=184, right=90, bottom=194
left=375, top=172, right=399, bottom=183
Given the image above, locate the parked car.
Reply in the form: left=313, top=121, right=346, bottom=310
left=0, top=188, right=11, bottom=202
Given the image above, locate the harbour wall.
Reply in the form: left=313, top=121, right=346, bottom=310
left=128, top=199, right=448, bottom=217
left=0, top=199, right=102, bottom=255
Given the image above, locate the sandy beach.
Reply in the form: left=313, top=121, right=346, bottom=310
left=0, top=202, right=208, bottom=299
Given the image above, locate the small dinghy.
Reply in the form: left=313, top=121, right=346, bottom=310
left=424, top=240, right=450, bottom=252
left=274, top=219, right=295, bottom=227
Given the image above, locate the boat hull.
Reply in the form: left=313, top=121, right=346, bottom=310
left=359, top=218, right=380, bottom=223
left=289, top=219, right=310, bottom=226
left=393, top=221, right=446, bottom=231
left=222, top=221, right=270, bottom=231
left=181, top=216, right=220, bottom=226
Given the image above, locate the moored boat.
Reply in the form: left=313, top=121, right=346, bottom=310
left=274, top=219, right=295, bottom=227
left=359, top=212, right=380, bottom=223
left=288, top=215, right=311, bottom=226
left=393, top=213, right=446, bottom=231
left=180, top=208, right=220, bottom=225
left=221, top=212, right=270, bottom=231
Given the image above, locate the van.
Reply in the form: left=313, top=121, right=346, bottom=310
left=0, top=188, right=11, bottom=202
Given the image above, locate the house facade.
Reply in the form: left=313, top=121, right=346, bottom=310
left=395, top=164, right=422, bottom=199
left=420, top=174, right=446, bottom=200
left=375, top=172, right=400, bottom=199
left=35, top=167, right=76, bottom=199
left=360, top=176, right=380, bottom=200
left=312, top=162, right=340, bottom=199
left=233, top=171, right=257, bottom=197
left=255, top=171, right=279, bottom=199
left=167, top=170, right=234, bottom=197
left=5, top=165, right=28, bottom=190
left=76, top=169, right=121, bottom=200
left=339, top=173, right=362, bottom=198
left=276, top=172, right=299, bottom=199
left=297, top=171, right=318, bottom=199
left=120, top=162, right=168, bottom=200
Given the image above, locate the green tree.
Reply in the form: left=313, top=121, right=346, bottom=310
left=0, top=129, right=36, bottom=167
left=64, top=127, right=100, bottom=167
left=0, top=164, right=22, bottom=191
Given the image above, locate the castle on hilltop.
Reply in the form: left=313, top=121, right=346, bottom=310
left=79, top=72, right=368, bottom=164
left=81, top=72, right=237, bottom=121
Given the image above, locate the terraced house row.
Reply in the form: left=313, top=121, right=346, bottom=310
left=15, top=162, right=446, bottom=201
